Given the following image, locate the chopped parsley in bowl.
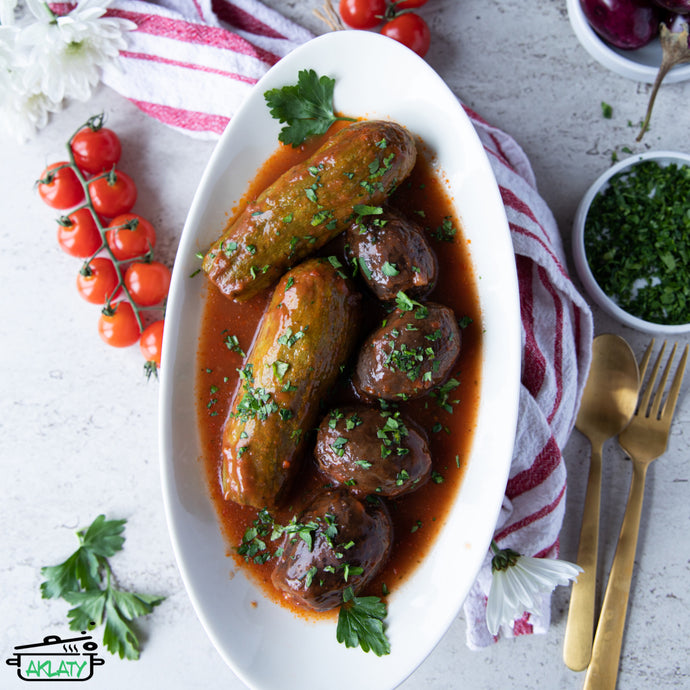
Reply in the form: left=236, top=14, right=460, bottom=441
left=572, top=151, right=690, bottom=334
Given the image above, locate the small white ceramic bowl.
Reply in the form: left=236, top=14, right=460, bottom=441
left=566, top=0, right=690, bottom=83
left=573, top=150, right=690, bottom=334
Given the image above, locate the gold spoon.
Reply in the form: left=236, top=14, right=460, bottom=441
left=562, top=334, right=639, bottom=672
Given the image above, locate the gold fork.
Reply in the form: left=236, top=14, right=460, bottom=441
left=583, top=340, right=688, bottom=690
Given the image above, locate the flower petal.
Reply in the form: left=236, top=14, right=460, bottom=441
left=485, top=550, right=583, bottom=636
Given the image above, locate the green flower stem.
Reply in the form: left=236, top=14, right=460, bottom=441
left=42, top=1, right=58, bottom=21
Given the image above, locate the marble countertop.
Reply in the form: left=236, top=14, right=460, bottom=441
left=2, top=1, right=689, bottom=688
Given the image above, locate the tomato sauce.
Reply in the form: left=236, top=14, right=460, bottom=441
left=195, top=126, right=482, bottom=618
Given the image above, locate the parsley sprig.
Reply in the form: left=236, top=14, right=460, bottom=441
left=40, top=515, right=165, bottom=660
left=336, top=586, right=390, bottom=656
left=264, top=69, right=355, bottom=147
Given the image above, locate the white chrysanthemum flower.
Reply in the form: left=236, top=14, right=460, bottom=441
left=16, top=0, right=136, bottom=103
left=486, top=542, right=582, bottom=636
left=1, top=23, right=60, bottom=142
left=1, top=0, right=19, bottom=26
left=2, top=85, right=61, bottom=142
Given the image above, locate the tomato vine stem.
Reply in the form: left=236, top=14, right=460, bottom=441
left=61, top=116, right=164, bottom=334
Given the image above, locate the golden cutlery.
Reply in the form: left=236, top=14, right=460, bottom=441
left=563, top=334, right=639, bottom=671
left=583, top=339, right=688, bottom=690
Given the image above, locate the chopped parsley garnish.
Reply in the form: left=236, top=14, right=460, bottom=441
left=382, top=261, right=399, bottom=277
left=353, top=204, right=384, bottom=218
left=430, top=216, right=457, bottom=242
left=223, top=332, right=245, bottom=357
left=277, top=326, right=307, bottom=348
left=328, top=408, right=344, bottom=428
left=221, top=239, right=238, bottom=255
left=277, top=517, right=322, bottom=551
left=330, top=435, right=349, bottom=457
left=358, top=257, right=373, bottom=280
left=272, top=360, right=289, bottom=380
left=396, top=469, right=410, bottom=486
left=232, top=365, right=281, bottom=423
left=238, top=509, right=275, bottom=564
left=385, top=341, right=432, bottom=381
left=584, top=160, right=690, bottom=325
left=377, top=410, right=409, bottom=458
left=395, top=291, right=428, bottom=318
left=263, top=69, right=355, bottom=147
left=431, top=377, right=460, bottom=413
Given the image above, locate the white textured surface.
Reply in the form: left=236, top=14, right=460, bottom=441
left=1, top=1, right=689, bottom=688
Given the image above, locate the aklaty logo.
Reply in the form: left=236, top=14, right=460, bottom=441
left=5, top=631, right=104, bottom=682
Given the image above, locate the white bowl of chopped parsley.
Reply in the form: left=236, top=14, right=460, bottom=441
left=573, top=150, right=690, bottom=333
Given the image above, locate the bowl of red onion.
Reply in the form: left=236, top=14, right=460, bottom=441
left=567, top=0, right=690, bottom=82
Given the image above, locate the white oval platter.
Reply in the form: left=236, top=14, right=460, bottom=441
left=159, top=29, right=521, bottom=690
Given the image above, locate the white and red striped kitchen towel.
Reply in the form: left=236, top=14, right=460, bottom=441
left=75, top=0, right=594, bottom=648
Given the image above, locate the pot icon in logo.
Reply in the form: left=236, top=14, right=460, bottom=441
left=6, top=631, right=104, bottom=682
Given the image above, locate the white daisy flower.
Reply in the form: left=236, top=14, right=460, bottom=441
left=16, top=0, right=136, bottom=103
left=486, top=541, right=582, bottom=636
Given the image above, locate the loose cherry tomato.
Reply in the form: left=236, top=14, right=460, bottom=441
left=339, top=0, right=386, bottom=28
left=394, top=0, right=428, bottom=8
left=140, top=319, right=164, bottom=367
left=381, top=12, right=431, bottom=57
left=98, top=301, right=141, bottom=348
left=57, top=208, right=103, bottom=258
left=76, top=257, right=121, bottom=304
left=71, top=123, right=122, bottom=174
left=37, top=162, right=85, bottom=210
left=105, top=213, right=157, bottom=261
left=124, top=261, right=171, bottom=307
left=88, top=169, right=137, bottom=218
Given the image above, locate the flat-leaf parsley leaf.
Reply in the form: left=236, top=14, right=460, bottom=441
left=264, top=69, right=355, bottom=147
left=40, top=514, right=165, bottom=660
left=336, top=586, right=390, bottom=656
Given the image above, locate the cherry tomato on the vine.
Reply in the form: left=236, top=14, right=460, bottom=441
left=124, top=261, right=171, bottom=307
left=105, top=213, right=157, bottom=261
left=381, top=12, right=431, bottom=57
left=76, top=257, right=121, bottom=304
left=339, top=0, right=386, bottom=29
left=140, top=319, right=165, bottom=367
left=57, top=208, right=103, bottom=258
left=71, top=124, right=122, bottom=174
left=37, top=162, right=85, bottom=210
left=88, top=169, right=137, bottom=218
left=98, top=301, right=141, bottom=348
